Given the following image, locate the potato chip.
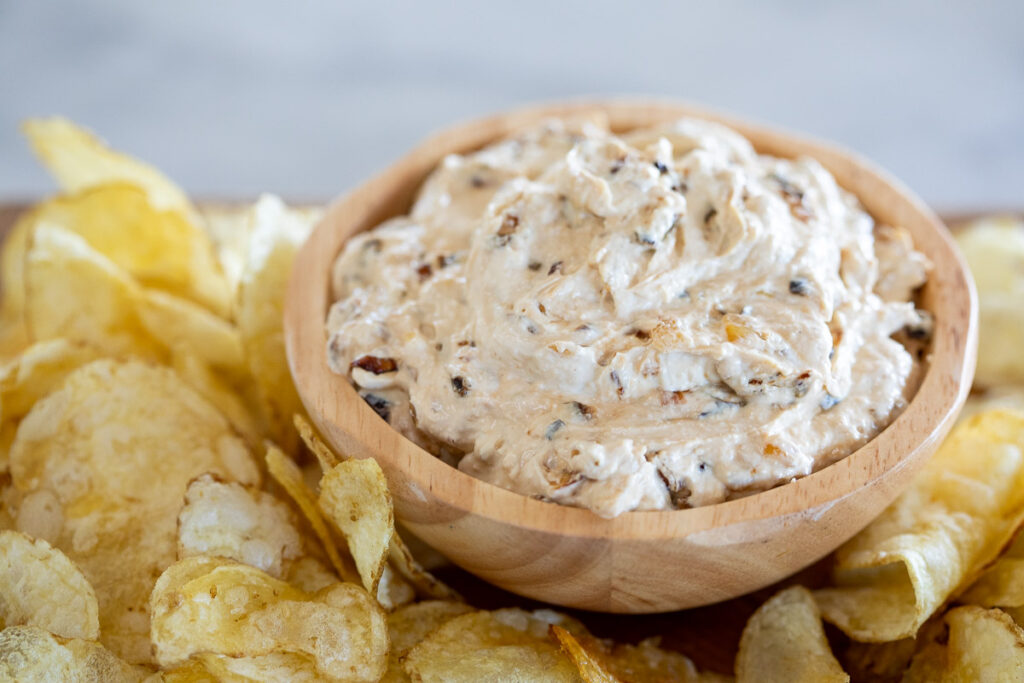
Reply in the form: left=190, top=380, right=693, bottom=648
left=295, top=413, right=340, bottom=473
left=602, top=637, right=728, bottom=683
left=197, top=652, right=321, bottom=682
left=904, top=606, right=1024, bottom=681
left=959, top=385, right=1024, bottom=423
left=236, top=196, right=316, bottom=453
left=375, top=563, right=416, bottom=611
left=177, top=474, right=302, bottom=578
left=0, top=530, right=98, bottom=640
left=157, top=658, right=220, bottom=683
left=381, top=600, right=475, bottom=682
left=137, top=289, right=245, bottom=374
left=955, top=217, right=1024, bottom=387
left=150, top=557, right=387, bottom=681
left=814, top=410, right=1024, bottom=642
left=170, top=352, right=264, bottom=449
left=23, top=224, right=162, bottom=361
left=736, top=586, right=847, bottom=682
left=286, top=555, right=340, bottom=594
left=0, top=211, right=33, bottom=359
left=0, top=339, right=102, bottom=423
left=23, top=183, right=229, bottom=316
left=551, top=625, right=619, bottom=683
left=403, top=608, right=582, bottom=682
left=840, top=638, right=917, bottom=683
left=318, top=458, right=394, bottom=593
left=387, top=532, right=461, bottom=602
left=0, top=625, right=149, bottom=682
left=8, top=359, right=259, bottom=663
left=266, top=444, right=357, bottom=584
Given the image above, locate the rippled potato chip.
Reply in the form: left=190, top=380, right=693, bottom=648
left=319, top=459, right=393, bottom=593
left=815, top=410, right=1024, bottom=642
left=8, top=359, right=259, bottom=663
left=903, top=606, right=1024, bottom=681
left=22, top=183, right=229, bottom=316
left=381, top=601, right=475, bottom=683
left=266, top=445, right=356, bottom=584
left=956, top=217, right=1024, bottom=387
left=150, top=557, right=387, bottom=681
left=236, top=196, right=316, bottom=452
left=736, top=586, right=847, bottom=682
left=403, top=608, right=583, bottom=682
left=177, top=474, right=302, bottom=578
left=0, top=530, right=98, bottom=640
left=0, top=625, right=149, bottom=682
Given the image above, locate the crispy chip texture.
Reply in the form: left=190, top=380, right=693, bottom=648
left=381, top=600, right=475, bottom=682
left=600, top=637, right=724, bottom=683
left=0, top=624, right=149, bottom=682
left=150, top=557, right=387, bottom=682
left=904, top=606, right=1024, bottom=682
left=956, top=217, right=1024, bottom=387
left=0, top=339, right=102, bottom=424
left=236, top=196, right=316, bottom=452
left=177, top=475, right=302, bottom=578
left=815, top=410, right=1024, bottom=642
left=0, top=211, right=33, bottom=359
left=22, top=183, right=229, bottom=316
left=551, top=625, right=619, bottom=683
left=8, top=359, right=259, bottom=663
left=387, top=532, right=461, bottom=602
left=0, top=530, right=98, bottom=640
left=319, top=459, right=394, bottom=593
left=375, top=563, right=416, bottom=611
left=736, top=586, right=847, bottom=682
left=403, top=608, right=583, bottom=682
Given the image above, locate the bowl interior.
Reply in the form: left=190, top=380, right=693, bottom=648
left=286, top=99, right=976, bottom=542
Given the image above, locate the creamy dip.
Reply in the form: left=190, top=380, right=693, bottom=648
left=325, top=118, right=931, bottom=517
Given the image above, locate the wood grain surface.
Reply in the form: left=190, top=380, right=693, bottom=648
left=0, top=203, right=998, bottom=676
left=285, top=101, right=976, bottom=615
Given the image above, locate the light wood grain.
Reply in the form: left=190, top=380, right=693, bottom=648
left=284, top=100, right=977, bottom=613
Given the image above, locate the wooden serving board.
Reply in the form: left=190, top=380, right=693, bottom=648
left=0, top=202, right=1002, bottom=676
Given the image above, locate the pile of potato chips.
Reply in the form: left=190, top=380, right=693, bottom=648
left=0, top=119, right=1023, bottom=682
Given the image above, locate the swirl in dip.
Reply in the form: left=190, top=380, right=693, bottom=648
left=325, top=118, right=931, bottom=518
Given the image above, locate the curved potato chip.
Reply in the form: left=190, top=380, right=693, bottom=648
left=602, top=637, right=728, bottom=683
left=0, top=210, right=33, bottom=359
left=403, top=608, right=582, bottom=682
left=959, top=557, right=1024, bottom=608
left=24, top=224, right=163, bottom=361
left=157, top=658, right=220, bottom=683
left=286, top=555, right=340, bottom=594
left=841, top=638, right=917, bottom=683
left=0, top=624, right=149, bottom=682
left=375, top=563, right=416, bottom=611
left=551, top=625, right=619, bottom=683
left=197, top=652, right=321, bottom=682
left=266, top=445, right=357, bottom=583
left=0, top=530, right=98, bottom=639
left=22, top=183, right=229, bottom=316
left=904, top=606, right=1024, bottom=682
left=736, top=586, right=847, bottom=682
left=0, top=339, right=102, bottom=427
left=151, top=558, right=387, bottom=681
left=388, top=532, right=461, bottom=602
left=177, top=474, right=302, bottom=578
left=815, top=410, right=1024, bottom=642
left=294, top=413, right=340, bottom=473
left=318, top=459, right=393, bottom=593
left=8, top=359, right=260, bottom=663
left=170, top=352, right=264, bottom=448
left=236, top=196, right=316, bottom=453
left=137, top=289, right=244, bottom=374
left=382, top=600, right=475, bottom=683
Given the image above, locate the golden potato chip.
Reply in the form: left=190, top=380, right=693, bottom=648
left=266, top=444, right=357, bottom=583
left=150, top=558, right=387, bottom=681
left=137, top=289, right=244, bottom=374
left=23, top=183, right=229, bottom=316
left=736, top=586, right=847, bottom=682
left=197, top=652, right=321, bottom=682
left=318, top=458, right=394, bottom=593
left=177, top=474, right=302, bottom=578
left=23, top=224, right=162, bottom=361
left=388, top=532, right=461, bottom=602
left=286, top=555, right=340, bottom=594
left=0, top=530, right=98, bottom=639
left=960, top=385, right=1024, bottom=423
left=0, top=339, right=102, bottom=424
left=236, top=196, right=316, bottom=453
left=0, top=211, right=33, bottom=359
left=0, top=625, right=149, bottom=682
left=375, top=563, right=416, bottom=611
left=156, top=658, right=220, bottom=683
left=815, top=410, right=1024, bottom=642
left=602, top=637, right=729, bottom=683
left=381, top=600, right=475, bottom=682
left=840, top=638, right=917, bottom=683
left=170, top=352, right=263, bottom=448
left=403, top=608, right=582, bottom=682
left=551, top=625, right=619, bottom=683
left=294, top=413, right=340, bottom=473
left=8, top=359, right=259, bottom=663
left=904, top=606, right=1024, bottom=682
left=22, top=117, right=193, bottom=215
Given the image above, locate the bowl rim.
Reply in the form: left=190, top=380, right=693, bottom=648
left=285, top=98, right=977, bottom=541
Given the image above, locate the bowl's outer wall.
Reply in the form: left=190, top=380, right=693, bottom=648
left=286, top=100, right=977, bottom=612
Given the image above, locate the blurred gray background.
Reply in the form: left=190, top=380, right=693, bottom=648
left=1, top=1, right=1021, bottom=211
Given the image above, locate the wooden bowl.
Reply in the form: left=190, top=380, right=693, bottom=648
left=284, top=100, right=976, bottom=613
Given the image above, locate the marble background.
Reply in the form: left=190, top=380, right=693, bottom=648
left=1, top=1, right=1020, bottom=211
